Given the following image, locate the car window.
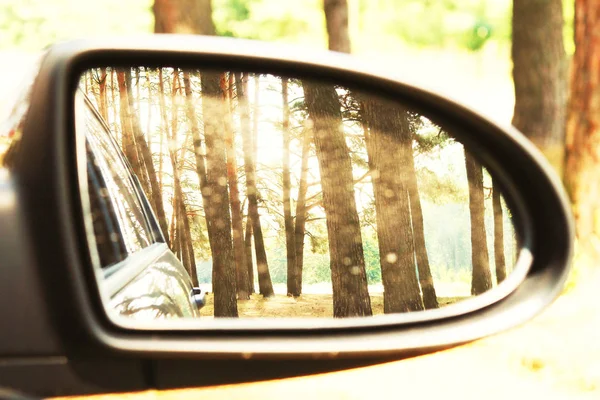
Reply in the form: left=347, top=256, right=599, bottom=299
left=79, top=93, right=155, bottom=267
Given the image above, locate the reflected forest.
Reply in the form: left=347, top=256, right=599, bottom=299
left=80, top=67, right=518, bottom=318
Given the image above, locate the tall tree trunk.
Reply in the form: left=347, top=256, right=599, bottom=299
left=153, top=0, right=216, bottom=35
left=512, top=0, right=567, bottom=174
left=324, top=0, right=351, bottom=53
left=178, top=187, right=198, bottom=285
left=116, top=70, right=143, bottom=179
left=492, top=179, right=507, bottom=284
left=183, top=71, right=230, bottom=297
left=98, top=67, right=108, bottom=121
left=176, top=189, right=191, bottom=275
left=125, top=69, right=151, bottom=196
left=405, top=142, right=438, bottom=309
left=129, top=68, right=171, bottom=245
left=201, top=71, right=239, bottom=317
left=465, top=152, right=493, bottom=295
left=292, top=127, right=311, bottom=299
left=362, top=101, right=423, bottom=313
left=171, top=195, right=180, bottom=257
left=222, top=74, right=251, bottom=300
left=110, top=69, right=119, bottom=142
left=244, top=215, right=255, bottom=294
left=281, top=78, right=299, bottom=297
left=303, top=81, right=372, bottom=317
left=237, top=73, right=275, bottom=298
left=165, top=70, right=196, bottom=282
left=564, top=1, right=600, bottom=254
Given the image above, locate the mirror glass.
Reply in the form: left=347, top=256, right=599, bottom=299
left=76, top=66, right=520, bottom=322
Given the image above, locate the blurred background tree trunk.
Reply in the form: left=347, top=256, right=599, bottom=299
left=324, top=0, right=351, bottom=53
left=564, top=1, right=600, bottom=255
left=153, top=0, right=216, bottom=35
left=512, top=0, right=567, bottom=175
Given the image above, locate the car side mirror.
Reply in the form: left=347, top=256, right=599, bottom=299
left=0, top=35, right=573, bottom=397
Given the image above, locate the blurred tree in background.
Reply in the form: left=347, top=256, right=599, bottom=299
left=564, top=1, right=600, bottom=256
left=511, top=0, right=567, bottom=175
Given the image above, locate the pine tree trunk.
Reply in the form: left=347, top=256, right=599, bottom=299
left=116, top=71, right=144, bottom=179
left=465, top=152, right=492, bottom=295
left=281, top=78, right=299, bottom=297
left=303, top=81, right=372, bottom=317
left=564, top=1, right=600, bottom=252
left=244, top=215, right=255, bottom=294
left=323, top=0, right=351, bottom=53
left=200, top=71, right=239, bottom=317
left=405, top=143, right=438, bottom=309
left=222, top=74, right=250, bottom=300
left=292, top=121, right=311, bottom=297
left=129, top=68, right=171, bottom=245
left=98, top=68, right=108, bottom=121
left=237, top=73, right=275, bottom=298
left=492, top=179, right=507, bottom=284
left=363, top=100, right=423, bottom=313
left=177, top=186, right=198, bottom=286
left=110, top=69, right=119, bottom=142
left=125, top=69, right=151, bottom=196
left=512, top=0, right=567, bottom=174
left=166, top=70, right=195, bottom=280
left=153, top=0, right=216, bottom=35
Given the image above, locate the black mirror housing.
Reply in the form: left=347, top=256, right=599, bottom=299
left=0, top=35, right=573, bottom=397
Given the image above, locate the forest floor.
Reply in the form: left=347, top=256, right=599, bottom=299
left=199, top=292, right=464, bottom=318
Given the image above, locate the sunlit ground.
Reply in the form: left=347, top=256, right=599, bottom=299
left=198, top=292, right=464, bottom=318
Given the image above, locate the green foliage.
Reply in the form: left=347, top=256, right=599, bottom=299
left=463, top=20, right=493, bottom=51
left=360, top=0, right=510, bottom=52
left=362, top=232, right=382, bottom=285
left=417, top=168, right=467, bottom=204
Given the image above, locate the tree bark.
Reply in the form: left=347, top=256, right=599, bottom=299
left=281, top=78, right=300, bottom=297
left=303, top=81, right=372, bottom=317
left=222, top=74, right=251, bottom=300
left=492, top=179, right=506, bottom=284
left=465, top=152, right=492, bottom=295
left=405, top=140, right=438, bottom=309
left=153, top=0, right=216, bottom=35
left=292, top=122, right=312, bottom=297
left=98, top=68, right=108, bottom=121
left=116, top=70, right=140, bottom=176
left=165, top=70, right=197, bottom=283
left=512, top=0, right=567, bottom=174
left=323, top=0, right=351, bottom=53
left=363, top=100, right=424, bottom=313
left=130, top=68, right=171, bottom=245
left=564, top=1, right=600, bottom=253
left=236, top=73, right=275, bottom=298
left=110, top=69, right=118, bottom=141
left=244, top=215, right=255, bottom=294
left=125, top=69, right=151, bottom=197
left=200, top=71, right=239, bottom=317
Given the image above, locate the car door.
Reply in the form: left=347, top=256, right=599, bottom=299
left=77, top=91, right=200, bottom=320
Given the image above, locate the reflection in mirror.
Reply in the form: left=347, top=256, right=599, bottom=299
left=76, top=67, right=519, bottom=321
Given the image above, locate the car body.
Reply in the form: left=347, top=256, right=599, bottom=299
left=77, top=91, right=204, bottom=320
